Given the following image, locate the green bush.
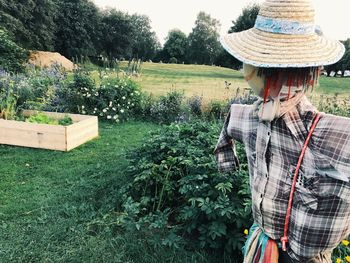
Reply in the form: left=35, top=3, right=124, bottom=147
left=150, top=90, right=187, bottom=124
left=116, top=121, right=252, bottom=259
left=61, top=71, right=142, bottom=122
left=205, top=100, right=228, bottom=120
left=169, top=57, right=178, bottom=64
left=0, top=29, right=28, bottom=73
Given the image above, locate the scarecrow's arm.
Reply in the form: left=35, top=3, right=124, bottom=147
left=214, top=110, right=239, bottom=173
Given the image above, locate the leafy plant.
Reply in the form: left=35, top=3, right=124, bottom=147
left=25, top=112, right=73, bottom=126
left=0, top=86, right=17, bottom=120
left=58, top=115, right=73, bottom=126
left=26, top=112, right=58, bottom=125
left=116, top=121, right=252, bottom=259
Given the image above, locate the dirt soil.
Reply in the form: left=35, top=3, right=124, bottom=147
left=28, top=51, right=76, bottom=71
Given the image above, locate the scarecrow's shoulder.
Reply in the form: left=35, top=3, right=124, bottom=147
left=229, top=103, right=258, bottom=120
left=318, top=113, right=350, bottom=132
left=312, top=113, right=350, bottom=175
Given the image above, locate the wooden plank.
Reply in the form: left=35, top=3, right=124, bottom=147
left=0, top=119, right=66, bottom=134
left=0, top=125, right=66, bottom=151
left=66, top=116, right=99, bottom=151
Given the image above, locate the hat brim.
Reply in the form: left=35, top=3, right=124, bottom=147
left=221, top=28, right=345, bottom=68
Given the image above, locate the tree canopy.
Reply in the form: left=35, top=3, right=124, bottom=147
left=187, top=12, right=221, bottom=65
left=229, top=4, right=260, bottom=33
left=162, top=29, right=188, bottom=63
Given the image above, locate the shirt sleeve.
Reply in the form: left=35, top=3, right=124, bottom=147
left=214, top=110, right=239, bottom=173
left=312, top=114, right=350, bottom=181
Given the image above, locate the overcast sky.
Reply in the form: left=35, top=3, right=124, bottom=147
left=93, top=0, right=350, bottom=45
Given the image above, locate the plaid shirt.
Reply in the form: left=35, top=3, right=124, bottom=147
left=215, top=96, right=350, bottom=262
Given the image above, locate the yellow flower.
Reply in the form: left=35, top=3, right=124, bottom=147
left=342, top=240, right=350, bottom=246
left=244, top=229, right=249, bottom=235
left=345, top=256, right=350, bottom=262
left=336, top=258, right=341, bottom=263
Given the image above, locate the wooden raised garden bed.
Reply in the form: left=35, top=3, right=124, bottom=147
left=0, top=110, right=98, bottom=151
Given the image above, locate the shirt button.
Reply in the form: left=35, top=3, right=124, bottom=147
left=260, top=193, right=263, bottom=198
left=267, top=131, right=271, bottom=136
left=265, top=173, right=268, bottom=178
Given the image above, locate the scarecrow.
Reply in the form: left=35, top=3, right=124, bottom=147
left=214, top=0, right=350, bottom=262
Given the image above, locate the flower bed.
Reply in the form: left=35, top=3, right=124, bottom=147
left=0, top=110, right=98, bottom=151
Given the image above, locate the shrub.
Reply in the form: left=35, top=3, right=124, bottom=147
left=150, top=90, right=187, bottom=124
left=61, top=71, right=143, bottom=122
left=205, top=100, right=228, bottom=120
left=116, top=121, right=252, bottom=259
left=60, top=71, right=97, bottom=113
left=0, top=29, right=28, bottom=73
left=169, top=57, right=178, bottom=64
left=0, top=81, right=17, bottom=120
left=188, top=95, right=203, bottom=117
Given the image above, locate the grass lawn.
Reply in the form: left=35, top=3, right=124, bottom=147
left=0, top=121, right=213, bottom=263
left=119, top=62, right=350, bottom=101
left=87, top=62, right=350, bottom=104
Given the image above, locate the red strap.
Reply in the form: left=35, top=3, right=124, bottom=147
left=280, top=112, right=322, bottom=251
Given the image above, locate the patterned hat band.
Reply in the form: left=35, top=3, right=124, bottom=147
left=254, top=15, right=316, bottom=35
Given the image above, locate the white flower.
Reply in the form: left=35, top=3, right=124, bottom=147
left=87, top=94, right=91, bottom=98
left=127, top=101, right=130, bottom=105
left=131, top=103, right=134, bottom=106
left=122, top=96, right=126, bottom=100
left=131, top=93, right=134, bottom=96
left=95, top=92, right=99, bottom=96
left=93, top=111, right=96, bottom=114
left=82, top=110, right=86, bottom=114
left=103, top=109, right=107, bottom=113
left=94, top=108, right=97, bottom=111
left=81, top=106, right=85, bottom=109
left=120, top=109, right=124, bottom=113
left=112, top=107, right=116, bottom=111
left=113, top=115, right=118, bottom=119
left=109, top=101, right=113, bottom=107
left=84, top=87, right=88, bottom=91
left=107, top=115, right=112, bottom=119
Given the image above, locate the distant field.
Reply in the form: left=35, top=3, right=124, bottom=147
left=99, top=62, right=350, bottom=102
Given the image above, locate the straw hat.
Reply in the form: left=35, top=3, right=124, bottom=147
left=221, top=0, right=345, bottom=68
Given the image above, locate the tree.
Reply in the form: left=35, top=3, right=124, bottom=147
left=0, top=0, right=57, bottom=50
left=229, top=4, right=260, bottom=33
left=216, top=4, right=260, bottom=69
left=0, top=29, right=28, bottom=73
left=100, top=9, right=133, bottom=59
left=187, top=12, right=221, bottom=65
left=162, top=29, right=188, bottom=63
left=54, top=0, right=101, bottom=59
left=129, top=14, right=160, bottom=61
